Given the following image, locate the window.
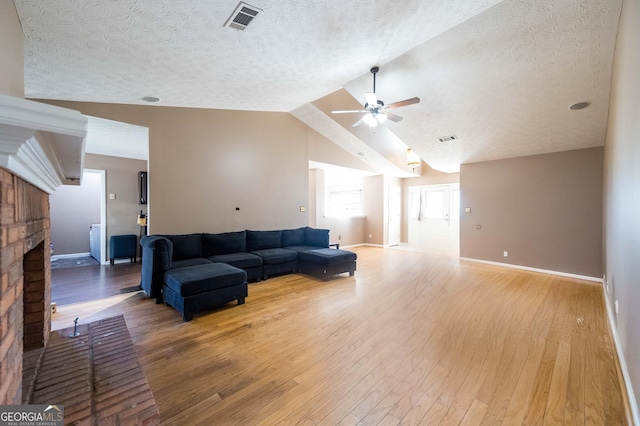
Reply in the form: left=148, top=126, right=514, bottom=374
left=322, top=167, right=365, bottom=217
left=424, top=190, right=445, bottom=219
left=327, top=185, right=362, bottom=216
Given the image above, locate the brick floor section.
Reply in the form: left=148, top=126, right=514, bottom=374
left=23, top=315, right=159, bottom=425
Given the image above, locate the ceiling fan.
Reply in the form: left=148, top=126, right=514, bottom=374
left=332, top=66, right=420, bottom=128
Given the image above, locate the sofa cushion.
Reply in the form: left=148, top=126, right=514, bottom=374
left=282, top=227, right=305, bottom=247
left=171, top=258, right=212, bottom=270
left=283, top=245, right=326, bottom=253
left=299, top=248, right=357, bottom=265
left=208, top=252, right=262, bottom=269
left=160, top=234, right=203, bottom=261
left=203, top=231, right=246, bottom=257
left=250, top=248, right=298, bottom=265
left=164, top=263, right=247, bottom=297
left=304, top=227, right=330, bottom=248
left=246, top=230, right=282, bottom=251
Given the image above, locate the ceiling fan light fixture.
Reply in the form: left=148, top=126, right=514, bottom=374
left=330, top=67, right=420, bottom=127
left=363, top=113, right=378, bottom=127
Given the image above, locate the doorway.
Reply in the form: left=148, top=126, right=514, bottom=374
left=408, top=183, right=460, bottom=253
left=49, top=169, right=107, bottom=265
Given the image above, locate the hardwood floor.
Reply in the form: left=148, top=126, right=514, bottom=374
left=51, top=261, right=142, bottom=305
left=50, top=246, right=630, bottom=424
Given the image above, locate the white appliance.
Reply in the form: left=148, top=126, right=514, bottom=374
left=89, top=224, right=101, bottom=262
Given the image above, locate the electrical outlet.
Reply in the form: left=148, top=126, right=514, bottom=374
left=338, top=235, right=341, bottom=240
left=109, top=193, right=116, bottom=200
left=614, top=299, right=619, bottom=314
left=503, top=251, right=508, bottom=257
left=369, top=234, right=372, bottom=239
left=299, top=206, right=305, bottom=212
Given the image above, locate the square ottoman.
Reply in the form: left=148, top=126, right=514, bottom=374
left=298, top=248, right=357, bottom=281
left=163, top=263, right=248, bottom=321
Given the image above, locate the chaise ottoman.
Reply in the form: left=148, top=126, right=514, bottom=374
left=298, top=248, right=357, bottom=281
left=163, top=263, right=248, bottom=321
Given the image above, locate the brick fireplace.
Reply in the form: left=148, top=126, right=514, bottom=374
left=0, top=170, right=50, bottom=403
left=0, top=94, right=87, bottom=405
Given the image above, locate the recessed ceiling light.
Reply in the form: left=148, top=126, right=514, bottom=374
left=569, top=101, right=590, bottom=111
left=141, top=96, right=160, bottom=103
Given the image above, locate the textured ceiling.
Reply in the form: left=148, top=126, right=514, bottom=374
left=14, top=0, right=621, bottom=173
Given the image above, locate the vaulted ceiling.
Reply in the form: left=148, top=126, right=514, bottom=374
left=14, top=0, right=621, bottom=174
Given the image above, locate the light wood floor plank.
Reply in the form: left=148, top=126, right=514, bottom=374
left=49, top=246, right=630, bottom=424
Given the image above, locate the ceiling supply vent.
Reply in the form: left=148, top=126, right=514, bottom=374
left=437, top=134, right=457, bottom=143
left=224, top=2, right=262, bottom=31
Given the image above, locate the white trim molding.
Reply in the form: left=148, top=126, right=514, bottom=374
left=601, top=285, right=640, bottom=424
left=51, top=252, right=90, bottom=260
left=460, top=257, right=602, bottom=283
left=0, top=94, right=87, bottom=193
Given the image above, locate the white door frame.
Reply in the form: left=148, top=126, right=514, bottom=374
left=388, top=185, right=401, bottom=246
left=84, top=169, right=107, bottom=265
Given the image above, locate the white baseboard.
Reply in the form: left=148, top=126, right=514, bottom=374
left=459, top=257, right=602, bottom=283
left=601, top=285, right=640, bottom=424
left=51, top=252, right=90, bottom=261
left=338, top=243, right=369, bottom=249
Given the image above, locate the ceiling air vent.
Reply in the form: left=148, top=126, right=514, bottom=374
left=224, top=2, right=262, bottom=31
left=437, top=134, right=457, bottom=143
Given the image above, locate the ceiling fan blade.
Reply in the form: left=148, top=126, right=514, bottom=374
left=352, top=116, right=365, bottom=127
left=332, top=109, right=367, bottom=114
left=384, top=111, right=403, bottom=122
left=364, top=92, right=378, bottom=107
left=386, top=97, right=420, bottom=109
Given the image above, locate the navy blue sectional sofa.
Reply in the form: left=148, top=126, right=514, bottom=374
left=140, top=227, right=357, bottom=314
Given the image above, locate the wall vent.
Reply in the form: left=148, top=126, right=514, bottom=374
left=437, top=134, right=457, bottom=143
left=224, top=2, right=262, bottom=31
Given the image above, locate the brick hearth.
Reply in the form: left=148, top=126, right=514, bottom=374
left=23, top=315, right=159, bottom=424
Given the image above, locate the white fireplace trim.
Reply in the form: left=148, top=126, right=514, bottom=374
left=0, top=94, right=87, bottom=193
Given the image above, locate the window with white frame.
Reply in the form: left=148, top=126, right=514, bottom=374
left=322, top=166, right=365, bottom=217
left=326, top=184, right=362, bottom=216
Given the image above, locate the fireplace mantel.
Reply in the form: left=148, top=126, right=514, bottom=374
left=0, top=94, right=87, bottom=194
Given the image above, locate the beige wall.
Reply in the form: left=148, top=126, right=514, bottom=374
left=0, top=1, right=23, bottom=97
left=363, top=175, right=385, bottom=245
left=460, top=147, right=603, bottom=278
left=84, top=154, right=148, bottom=258
left=603, top=0, right=640, bottom=411
left=40, top=101, right=310, bottom=234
